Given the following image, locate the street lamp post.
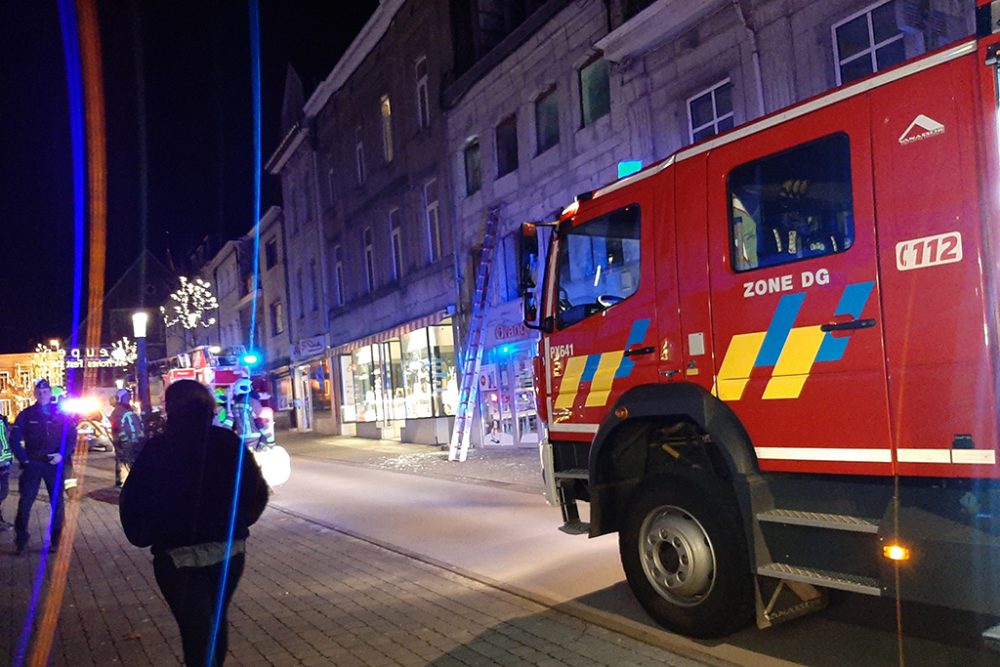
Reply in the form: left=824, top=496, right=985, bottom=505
left=132, top=312, right=151, bottom=418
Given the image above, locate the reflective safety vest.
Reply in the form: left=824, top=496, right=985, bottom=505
left=0, top=417, right=12, bottom=466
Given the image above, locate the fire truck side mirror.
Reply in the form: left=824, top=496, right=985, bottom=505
left=520, top=223, right=549, bottom=332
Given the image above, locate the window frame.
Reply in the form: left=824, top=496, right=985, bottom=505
left=495, top=114, right=519, bottom=178
left=687, top=78, right=734, bottom=144
left=390, top=207, right=404, bottom=280
left=355, top=126, right=366, bottom=184
left=463, top=139, right=482, bottom=196
left=415, top=56, right=430, bottom=129
left=535, top=86, right=560, bottom=155
left=264, top=237, right=278, bottom=271
left=270, top=299, right=285, bottom=336
left=380, top=94, right=394, bottom=163
left=334, top=244, right=346, bottom=307
left=831, top=0, right=906, bottom=86
left=363, top=226, right=376, bottom=293
left=579, top=57, right=611, bottom=128
left=425, top=179, right=442, bottom=262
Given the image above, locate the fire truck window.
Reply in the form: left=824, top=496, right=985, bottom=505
left=556, top=204, right=641, bottom=328
left=728, top=133, right=854, bottom=271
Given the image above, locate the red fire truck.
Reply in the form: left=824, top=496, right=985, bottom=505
left=521, top=7, right=1000, bottom=638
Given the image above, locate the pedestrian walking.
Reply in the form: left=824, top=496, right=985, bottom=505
left=119, top=379, right=269, bottom=666
left=109, top=388, right=143, bottom=487
left=10, top=379, right=75, bottom=554
left=0, top=413, right=14, bottom=530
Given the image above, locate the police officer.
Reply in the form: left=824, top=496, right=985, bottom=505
left=11, top=379, right=75, bottom=554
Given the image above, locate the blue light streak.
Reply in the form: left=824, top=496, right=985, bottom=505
left=12, top=3, right=87, bottom=666
left=208, top=2, right=263, bottom=664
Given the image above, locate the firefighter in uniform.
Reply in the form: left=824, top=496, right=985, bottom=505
left=110, top=388, right=144, bottom=487
left=230, top=379, right=266, bottom=450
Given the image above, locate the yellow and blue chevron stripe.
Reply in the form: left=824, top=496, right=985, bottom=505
left=554, top=319, right=650, bottom=410
left=717, top=282, right=874, bottom=401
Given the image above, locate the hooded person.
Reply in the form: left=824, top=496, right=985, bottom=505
left=119, top=379, right=269, bottom=666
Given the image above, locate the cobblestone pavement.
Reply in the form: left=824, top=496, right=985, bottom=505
left=0, top=444, right=714, bottom=666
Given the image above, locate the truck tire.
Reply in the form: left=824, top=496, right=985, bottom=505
left=619, top=472, right=753, bottom=638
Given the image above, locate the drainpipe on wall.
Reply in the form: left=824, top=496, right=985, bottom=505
left=734, top=0, right=766, bottom=119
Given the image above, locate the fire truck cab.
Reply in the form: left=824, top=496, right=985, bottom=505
left=523, top=12, right=1000, bottom=638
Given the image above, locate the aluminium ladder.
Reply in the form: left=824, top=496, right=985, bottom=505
left=448, top=206, right=502, bottom=462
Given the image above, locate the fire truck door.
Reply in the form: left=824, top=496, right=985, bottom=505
left=706, top=94, right=893, bottom=476
left=544, top=191, right=659, bottom=441
left=869, top=51, right=998, bottom=477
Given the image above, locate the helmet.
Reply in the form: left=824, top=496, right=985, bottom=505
left=232, top=379, right=253, bottom=396
left=115, top=388, right=131, bottom=404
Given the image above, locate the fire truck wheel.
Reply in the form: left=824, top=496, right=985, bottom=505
left=619, top=472, right=753, bottom=638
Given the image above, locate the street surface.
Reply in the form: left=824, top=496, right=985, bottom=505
left=274, top=433, right=1000, bottom=667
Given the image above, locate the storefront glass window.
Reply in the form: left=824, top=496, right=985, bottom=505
left=338, top=355, right=357, bottom=422
left=352, top=346, right=376, bottom=422
left=478, top=339, right=539, bottom=446
left=309, top=359, right=332, bottom=417
left=401, top=330, right=432, bottom=418
left=385, top=340, right=406, bottom=421
left=429, top=321, right=458, bottom=416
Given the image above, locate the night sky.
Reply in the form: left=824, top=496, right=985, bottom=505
left=0, top=1, right=377, bottom=351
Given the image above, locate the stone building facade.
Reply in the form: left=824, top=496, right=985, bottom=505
left=444, top=0, right=974, bottom=448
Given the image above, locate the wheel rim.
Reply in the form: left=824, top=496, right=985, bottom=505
left=637, top=504, right=716, bottom=607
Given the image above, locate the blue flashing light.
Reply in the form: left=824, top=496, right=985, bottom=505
left=501, top=345, right=510, bottom=355
left=241, top=352, right=260, bottom=367
left=617, top=160, right=643, bottom=179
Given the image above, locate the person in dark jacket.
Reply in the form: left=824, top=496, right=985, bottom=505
left=0, top=413, right=14, bottom=530
left=10, top=379, right=75, bottom=554
left=109, top=388, right=143, bottom=487
left=120, top=379, right=269, bottom=666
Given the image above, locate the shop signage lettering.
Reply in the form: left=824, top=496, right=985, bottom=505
left=64, top=347, right=130, bottom=369
left=494, top=322, right=530, bottom=342
left=296, top=335, right=327, bottom=358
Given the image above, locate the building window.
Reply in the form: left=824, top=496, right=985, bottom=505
left=270, top=300, right=284, bottom=336
left=495, top=115, right=518, bottom=178
left=296, top=269, right=305, bottom=319
left=380, top=94, right=393, bottom=163
left=309, top=258, right=319, bottom=312
left=833, top=1, right=906, bottom=85
left=390, top=208, right=404, bottom=280
left=327, top=166, right=336, bottom=206
left=535, top=86, right=560, bottom=154
left=288, top=183, right=300, bottom=234
left=728, top=133, right=855, bottom=272
left=688, top=79, right=734, bottom=143
left=415, top=56, right=430, bottom=129
left=424, top=179, right=442, bottom=263
left=264, top=237, right=278, bottom=270
left=355, top=126, right=366, bottom=184
left=334, top=244, right=346, bottom=307
left=464, top=139, right=481, bottom=196
left=0, top=372, right=8, bottom=393
left=364, top=227, right=376, bottom=292
left=0, top=399, right=10, bottom=417
left=579, top=57, right=610, bottom=127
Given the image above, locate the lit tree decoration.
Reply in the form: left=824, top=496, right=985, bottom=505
left=31, top=343, right=65, bottom=389
left=161, top=276, right=219, bottom=330
left=109, top=336, right=138, bottom=366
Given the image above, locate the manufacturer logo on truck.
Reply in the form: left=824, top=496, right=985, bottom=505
left=898, top=114, right=945, bottom=145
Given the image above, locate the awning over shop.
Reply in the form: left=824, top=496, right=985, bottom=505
left=331, top=307, right=454, bottom=354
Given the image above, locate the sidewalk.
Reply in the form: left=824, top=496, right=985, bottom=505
left=0, top=442, right=709, bottom=666
left=275, top=430, right=546, bottom=496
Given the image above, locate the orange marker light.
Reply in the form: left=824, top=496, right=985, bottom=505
left=883, top=544, right=911, bottom=561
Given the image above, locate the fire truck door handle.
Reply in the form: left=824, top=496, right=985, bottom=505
left=820, top=318, right=876, bottom=332
left=623, top=345, right=655, bottom=357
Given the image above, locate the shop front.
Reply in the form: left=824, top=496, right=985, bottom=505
left=291, top=334, right=335, bottom=433
left=333, top=310, right=457, bottom=444
left=476, top=300, right=541, bottom=448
